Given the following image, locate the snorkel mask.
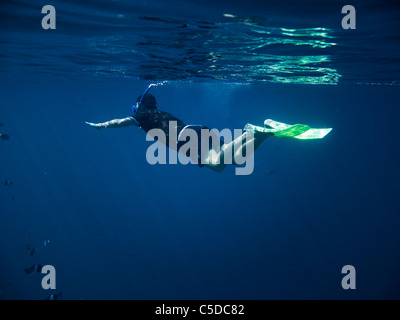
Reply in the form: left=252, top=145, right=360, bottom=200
left=132, top=84, right=155, bottom=114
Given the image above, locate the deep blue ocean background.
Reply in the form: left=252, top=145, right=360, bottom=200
left=1, top=0, right=399, bottom=300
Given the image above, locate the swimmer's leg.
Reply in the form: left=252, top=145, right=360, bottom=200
left=202, top=129, right=272, bottom=172
left=202, top=118, right=332, bottom=172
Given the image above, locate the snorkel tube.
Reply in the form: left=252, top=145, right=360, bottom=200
left=132, top=84, right=155, bottom=114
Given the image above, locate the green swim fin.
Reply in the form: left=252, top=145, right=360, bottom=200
left=244, top=119, right=332, bottom=140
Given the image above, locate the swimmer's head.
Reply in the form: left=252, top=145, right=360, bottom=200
left=133, top=93, right=157, bottom=114
left=136, top=93, right=157, bottom=110
left=132, top=84, right=157, bottom=114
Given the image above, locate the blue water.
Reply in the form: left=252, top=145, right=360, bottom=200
left=1, top=0, right=399, bottom=300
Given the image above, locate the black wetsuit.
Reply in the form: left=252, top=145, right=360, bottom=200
left=131, top=109, right=186, bottom=147
left=131, top=109, right=220, bottom=167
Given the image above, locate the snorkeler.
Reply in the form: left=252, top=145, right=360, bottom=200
left=86, top=84, right=332, bottom=172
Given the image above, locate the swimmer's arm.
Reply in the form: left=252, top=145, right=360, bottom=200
left=85, top=117, right=138, bottom=129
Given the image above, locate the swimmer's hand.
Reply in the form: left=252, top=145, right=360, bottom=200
left=85, top=122, right=103, bottom=129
